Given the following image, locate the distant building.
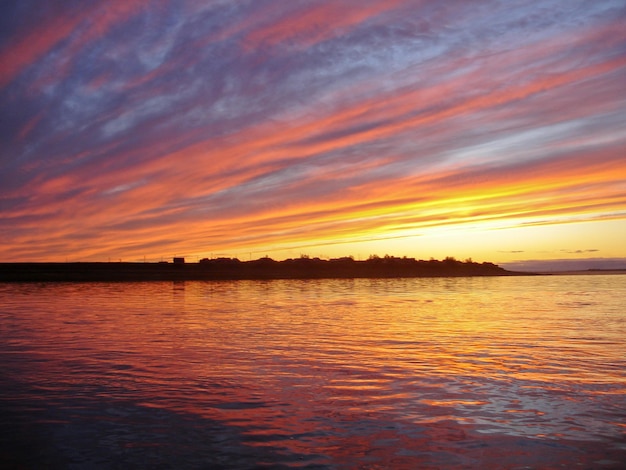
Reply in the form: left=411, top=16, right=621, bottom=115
left=173, top=257, right=185, bottom=264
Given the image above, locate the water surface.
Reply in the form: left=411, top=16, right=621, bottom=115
left=1, top=275, right=625, bottom=468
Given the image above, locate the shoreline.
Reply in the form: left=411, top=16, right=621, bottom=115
left=0, top=259, right=533, bottom=282
left=534, top=269, right=626, bottom=276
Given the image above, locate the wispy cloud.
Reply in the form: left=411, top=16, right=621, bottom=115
left=1, top=0, right=625, bottom=261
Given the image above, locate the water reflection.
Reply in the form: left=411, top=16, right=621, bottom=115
left=0, top=276, right=625, bottom=468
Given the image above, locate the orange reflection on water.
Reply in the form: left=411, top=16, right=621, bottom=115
left=1, top=276, right=625, bottom=467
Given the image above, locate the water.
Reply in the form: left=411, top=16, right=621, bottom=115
left=1, top=275, right=624, bottom=469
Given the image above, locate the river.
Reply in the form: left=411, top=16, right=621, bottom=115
left=1, top=275, right=624, bottom=468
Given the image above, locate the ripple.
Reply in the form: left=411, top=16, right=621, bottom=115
left=1, top=276, right=625, bottom=468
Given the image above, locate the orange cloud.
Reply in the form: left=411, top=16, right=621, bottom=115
left=30, top=137, right=622, bottom=261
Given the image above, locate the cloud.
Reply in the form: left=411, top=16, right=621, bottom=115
left=1, top=0, right=626, bottom=261
left=241, top=0, right=406, bottom=51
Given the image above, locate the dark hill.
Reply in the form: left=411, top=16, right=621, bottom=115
left=0, top=256, right=527, bottom=282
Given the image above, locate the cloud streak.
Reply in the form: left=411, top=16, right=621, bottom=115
left=1, top=0, right=625, bottom=261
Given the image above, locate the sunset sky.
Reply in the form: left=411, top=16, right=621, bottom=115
left=1, top=0, right=625, bottom=268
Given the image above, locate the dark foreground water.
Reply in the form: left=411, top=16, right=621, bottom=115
left=1, top=275, right=624, bottom=469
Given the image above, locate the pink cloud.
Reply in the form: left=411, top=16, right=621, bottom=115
left=242, top=0, right=405, bottom=50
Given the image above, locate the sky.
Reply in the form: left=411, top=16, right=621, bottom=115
left=1, top=0, right=626, bottom=268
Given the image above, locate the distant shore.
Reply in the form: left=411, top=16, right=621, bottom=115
left=536, top=269, right=626, bottom=276
left=0, top=257, right=533, bottom=282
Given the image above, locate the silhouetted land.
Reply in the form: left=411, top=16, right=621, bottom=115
left=0, top=256, right=531, bottom=282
